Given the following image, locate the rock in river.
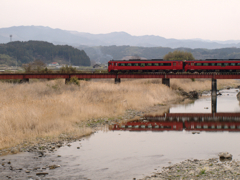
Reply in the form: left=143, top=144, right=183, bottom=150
left=237, top=92, right=240, bottom=101
left=218, top=152, right=232, bottom=160
left=188, top=91, right=199, bottom=99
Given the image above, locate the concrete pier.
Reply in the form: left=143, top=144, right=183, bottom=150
left=162, top=78, right=170, bottom=87
left=115, top=78, right=121, bottom=84
left=65, top=78, right=70, bottom=84
left=20, top=78, right=29, bottom=83
left=211, top=95, right=217, bottom=114
left=211, top=78, right=217, bottom=96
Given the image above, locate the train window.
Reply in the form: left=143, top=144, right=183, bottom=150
left=211, top=125, right=215, bottom=129
left=237, top=63, right=240, bottom=66
left=154, top=63, right=159, bottom=66
left=195, top=63, right=202, bottom=66
left=140, top=63, right=145, bottom=67
left=147, top=63, right=152, bottom=66
left=217, top=63, right=222, bottom=66
left=191, top=63, right=194, bottom=66
left=134, top=63, right=139, bottom=66
left=173, top=63, right=176, bottom=66
left=203, top=63, right=208, bottom=66
left=115, top=63, right=117, bottom=66
left=159, top=63, right=164, bottom=66
left=108, top=63, right=111, bottom=66
left=127, top=63, right=132, bottom=66
left=211, top=63, right=215, bottom=66
left=231, top=63, right=236, bottom=66
left=164, top=63, right=171, bottom=66
left=224, top=63, right=229, bottom=66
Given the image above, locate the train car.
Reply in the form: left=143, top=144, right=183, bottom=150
left=108, top=59, right=183, bottom=73
left=110, top=120, right=183, bottom=131
left=184, top=59, right=240, bottom=73
left=185, top=121, right=240, bottom=132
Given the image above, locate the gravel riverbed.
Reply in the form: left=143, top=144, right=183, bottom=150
left=141, top=158, right=240, bottom=180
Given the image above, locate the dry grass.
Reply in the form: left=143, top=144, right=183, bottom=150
left=171, top=79, right=239, bottom=92
left=0, top=78, right=238, bottom=149
left=0, top=79, right=179, bottom=149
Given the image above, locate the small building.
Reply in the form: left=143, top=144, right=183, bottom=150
left=48, top=62, right=59, bottom=66
left=93, top=64, right=101, bottom=68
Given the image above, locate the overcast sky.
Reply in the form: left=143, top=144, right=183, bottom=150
left=1, top=0, right=240, bottom=41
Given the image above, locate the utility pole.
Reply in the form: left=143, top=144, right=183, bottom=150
left=16, top=57, right=17, bottom=71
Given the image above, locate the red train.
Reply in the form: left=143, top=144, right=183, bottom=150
left=110, top=120, right=183, bottom=131
left=108, top=59, right=240, bottom=73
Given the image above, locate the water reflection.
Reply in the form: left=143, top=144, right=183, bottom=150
left=110, top=112, right=240, bottom=132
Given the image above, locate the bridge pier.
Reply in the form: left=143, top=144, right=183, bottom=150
left=115, top=78, right=121, bottom=84
left=211, top=78, right=217, bottom=96
left=20, top=78, right=29, bottom=83
left=162, top=78, right=170, bottom=87
left=65, top=78, right=70, bottom=84
left=211, top=95, right=217, bottom=114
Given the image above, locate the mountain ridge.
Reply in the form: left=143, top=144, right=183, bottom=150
left=1, top=26, right=240, bottom=49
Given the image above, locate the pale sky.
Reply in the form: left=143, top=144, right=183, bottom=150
left=1, top=0, right=240, bottom=41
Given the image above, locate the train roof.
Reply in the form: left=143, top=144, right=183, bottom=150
left=109, top=59, right=164, bottom=61
left=109, top=59, right=240, bottom=62
left=185, top=59, right=240, bottom=61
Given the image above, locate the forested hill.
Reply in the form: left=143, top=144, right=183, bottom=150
left=0, top=41, right=90, bottom=66
left=79, top=45, right=240, bottom=63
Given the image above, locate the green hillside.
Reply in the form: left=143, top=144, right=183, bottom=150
left=80, top=45, right=240, bottom=63
left=0, top=41, right=90, bottom=66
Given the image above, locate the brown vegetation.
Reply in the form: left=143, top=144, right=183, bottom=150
left=171, top=79, right=238, bottom=92
left=0, top=78, right=238, bottom=150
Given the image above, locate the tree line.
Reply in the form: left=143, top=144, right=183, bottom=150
left=0, top=41, right=91, bottom=66
left=79, top=45, right=240, bottom=63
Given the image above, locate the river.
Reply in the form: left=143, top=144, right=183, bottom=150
left=1, top=88, right=240, bottom=180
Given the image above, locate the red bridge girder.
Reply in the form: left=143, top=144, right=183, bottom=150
left=1, top=73, right=240, bottom=79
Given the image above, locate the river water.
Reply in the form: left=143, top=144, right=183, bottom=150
left=2, top=88, right=240, bottom=180
left=51, top=88, right=240, bottom=180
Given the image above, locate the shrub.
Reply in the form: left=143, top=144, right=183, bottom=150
left=163, top=50, right=195, bottom=60
left=60, top=65, right=77, bottom=73
left=40, top=67, right=52, bottom=73
left=22, top=59, right=46, bottom=73
left=67, top=77, right=80, bottom=86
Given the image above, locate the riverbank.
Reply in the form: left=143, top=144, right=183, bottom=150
left=141, top=157, right=240, bottom=180
left=0, top=79, right=238, bottom=155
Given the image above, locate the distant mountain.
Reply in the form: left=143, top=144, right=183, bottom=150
left=1, top=26, right=240, bottom=49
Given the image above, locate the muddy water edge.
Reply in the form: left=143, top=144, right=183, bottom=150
left=1, top=87, right=240, bottom=180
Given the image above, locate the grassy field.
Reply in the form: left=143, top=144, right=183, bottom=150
left=0, top=78, right=238, bottom=150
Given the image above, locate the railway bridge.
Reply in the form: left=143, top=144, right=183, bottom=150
left=0, top=72, right=239, bottom=97
left=110, top=112, right=240, bottom=132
